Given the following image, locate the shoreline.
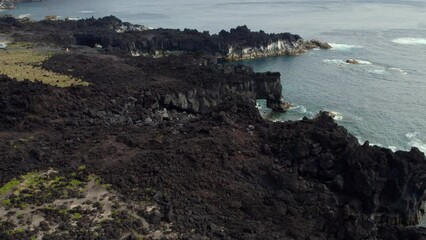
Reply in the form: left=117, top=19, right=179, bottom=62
left=1, top=16, right=426, bottom=239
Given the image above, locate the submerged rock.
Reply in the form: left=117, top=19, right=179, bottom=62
left=346, top=59, right=360, bottom=64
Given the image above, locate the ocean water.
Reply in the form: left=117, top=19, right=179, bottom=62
left=2, top=0, right=426, bottom=153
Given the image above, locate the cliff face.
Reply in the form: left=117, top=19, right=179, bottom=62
left=42, top=53, right=287, bottom=112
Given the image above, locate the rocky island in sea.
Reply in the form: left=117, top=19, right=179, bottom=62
left=0, top=16, right=426, bottom=240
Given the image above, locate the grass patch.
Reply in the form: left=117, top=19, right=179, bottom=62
left=0, top=179, right=20, bottom=195
left=71, top=213, right=83, bottom=220
left=1, top=199, right=11, bottom=205
left=0, top=42, right=88, bottom=87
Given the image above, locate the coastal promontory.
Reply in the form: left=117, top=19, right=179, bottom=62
left=0, top=16, right=425, bottom=240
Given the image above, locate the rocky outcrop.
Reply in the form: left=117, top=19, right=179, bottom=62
left=219, top=26, right=331, bottom=60
left=268, top=111, right=426, bottom=238
left=346, top=59, right=360, bottom=64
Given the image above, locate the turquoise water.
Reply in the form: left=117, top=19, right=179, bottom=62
left=2, top=0, right=426, bottom=152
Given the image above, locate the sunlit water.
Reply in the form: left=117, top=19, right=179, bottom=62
left=2, top=0, right=426, bottom=152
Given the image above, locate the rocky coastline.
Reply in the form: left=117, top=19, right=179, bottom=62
left=0, top=16, right=330, bottom=60
left=1, top=16, right=426, bottom=240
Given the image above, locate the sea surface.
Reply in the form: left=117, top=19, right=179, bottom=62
left=2, top=0, right=426, bottom=153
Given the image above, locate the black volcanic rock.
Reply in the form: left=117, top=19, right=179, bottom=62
left=0, top=17, right=425, bottom=239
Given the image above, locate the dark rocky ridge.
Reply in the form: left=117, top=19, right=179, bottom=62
left=0, top=16, right=426, bottom=239
left=0, top=16, right=330, bottom=60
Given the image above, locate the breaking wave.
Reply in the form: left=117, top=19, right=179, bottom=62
left=368, top=69, right=388, bottom=75
left=331, top=111, right=343, bottom=121
left=323, top=59, right=347, bottom=65
left=17, top=14, right=31, bottom=19
left=388, top=67, right=408, bottom=75
left=392, top=38, right=426, bottom=45
left=323, top=59, right=371, bottom=66
left=406, top=132, right=426, bottom=153
left=356, top=60, right=372, bottom=65
left=78, top=10, right=94, bottom=14
left=329, top=43, right=363, bottom=51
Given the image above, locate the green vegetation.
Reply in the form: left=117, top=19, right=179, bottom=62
left=0, top=179, right=20, bottom=195
left=71, top=213, right=83, bottom=220
left=0, top=170, right=90, bottom=208
left=0, top=42, right=88, bottom=87
left=1, top=199, right=11, bottom=205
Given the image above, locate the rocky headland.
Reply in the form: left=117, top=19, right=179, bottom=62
left=0, top=16, right=330, bottom=60
left=1, top=16, right=426, bottom=240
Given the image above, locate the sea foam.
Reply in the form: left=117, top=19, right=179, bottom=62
left=368, top=69, right=388, bottom=75
left=388, top=67, right=408, bottom=75
left=406, top=132, right=426, bottom=153
left=356, top=60, right=372, bottom=65
left=392, top=38, right=426, bottom=45
left=323, top=59, right=347, bottom=65
left=78, top=10, right=94, bottom=14
left=17, top=14, right=31, bottom=19
left=329, top=43, right=363, bottom=51
left=331, top=111, right=343, bottom=121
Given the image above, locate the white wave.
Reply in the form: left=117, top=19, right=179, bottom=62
left=78, top=10, right=94, bottom=14
left=392, top=38, right=426, bottom=45
left=406, top=132, right=426, bottom=153
left=329, top=43, right=363, bottom=51
left=356, top=60, right=372, bottom=65
left=289, top=105, right=308, bottom=114
left=371, top=143, right=384, bottom=148
left=17, top=14, right=31, bottom=19
left=66, top=17, right=81, bottom=21
left=332, top=114, right=343, bottom=121
left=328, top=111, right=343, bottom=121
left=368, top=69, right=388, bottom=75
left=323, top=59, right=347, bottom=65
left=131, top=50, right=141, bottom=57
left=356, top=136, right=365, bottom=145
left=388, top=146, right=398, bottom=152
left=388, top=67, right=408, bottom=75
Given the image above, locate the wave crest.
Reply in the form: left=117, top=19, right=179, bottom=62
left=406, top=132, right=426, bottom=153
left=329, top=43, right=363, bottom=51
left=392, top=38, right=426, bottom=45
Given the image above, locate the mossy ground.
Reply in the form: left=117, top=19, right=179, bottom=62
left=0, top=42, right=88, bottom=87
left=0, top=168, right=176, bottom=240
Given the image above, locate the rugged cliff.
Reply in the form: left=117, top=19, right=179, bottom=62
left=1, top=16, right=426, bottom=240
